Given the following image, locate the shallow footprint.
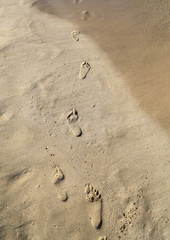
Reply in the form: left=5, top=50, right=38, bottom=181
left=52, top=166, right=68, bottom=202
left=79, top=61, right=91, bottom=79
left=71, top=30, right=80, bottom=41
left=82, top=10, right=90, bottom=21
left=73, top=0, right=82, bottom=4
left=85, top=184, right=102, bottom=229
left=67, top=108, right=82, bottom=137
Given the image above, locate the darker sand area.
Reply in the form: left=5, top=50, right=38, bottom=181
left=35, top=0, right=170, bottom=133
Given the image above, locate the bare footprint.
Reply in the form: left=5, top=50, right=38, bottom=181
left=73, top=0, right=82, bottom=4
left=82, top=10, right=90, bottom=21
left=79, top=61, right=91, bottom=79
left=85, top=184, right=102, bottom=229
left=67, top=108, right=82, bottom=137
left=0, top=103, right=14, bottom=123
left=98, top=237, right=107, bottom=240
left=52, top=166, right=68, bottom=202
left=57, top=189, right=68, bottom=202
left=71, top=30, right=80, bottom=41
left=51, top=165, right=64, bottom=184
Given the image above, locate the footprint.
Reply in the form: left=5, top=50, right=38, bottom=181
left=73, top=0, right=82, bottom=3
left=98, top=237, right=107, bottom=240
left=67, top=108, right=82, bottom=137
left=57, top=189, right=68, bottom=202
left=82, top=10, right=90, bottom=21
left=79, top=61, right=91, bottom=79
left=51, top=165, right=64, bottom=184
left=16, top=221, right=33, bottom=240
left=0, top=103, right=14, bottom=123
left=71, top=30, right=80, bottom=41
left=85, top=184, right=102, bottom=229
left=52, top=166, right=68, bottom=202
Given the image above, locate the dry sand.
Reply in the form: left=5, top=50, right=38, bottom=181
left=0, top=0, right=170, bottom=240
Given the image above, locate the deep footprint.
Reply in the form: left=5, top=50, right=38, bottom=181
left=52, top=166, right=68, bottom=202
left=79, top=61, right=91, bottom=79
left=67, top=108, right=82, bottom=137
left=85, top=184, right=102, bottom=229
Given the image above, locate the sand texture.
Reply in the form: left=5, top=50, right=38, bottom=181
left=0, top=0, right=170, bottom=239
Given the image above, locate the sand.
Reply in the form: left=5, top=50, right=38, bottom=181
left=35, top=0, right=170, bottom=133
left=0, top=0, right=170, bottom=239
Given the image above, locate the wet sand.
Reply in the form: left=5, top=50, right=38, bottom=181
left=35, top=0, right=170, bottom=133
left=0, top=0, right=170, bottom=240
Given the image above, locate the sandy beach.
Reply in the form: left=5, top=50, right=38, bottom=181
left=0, top=0, right=170, bottom=239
